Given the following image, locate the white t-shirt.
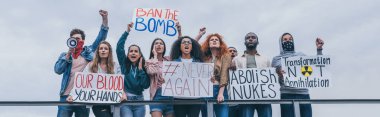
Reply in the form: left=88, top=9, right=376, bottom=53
left=180, top=58, right=193, bottom=62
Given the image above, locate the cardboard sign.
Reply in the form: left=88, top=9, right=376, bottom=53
left=133, top=8, right=179, bottom=37
left=70, top=72, right=124, bottom=103
left=281, top=55, right=332, bottom=88
left=161, top=61, right=214, bottom=97
left=229, top=68, right=280, bottom=100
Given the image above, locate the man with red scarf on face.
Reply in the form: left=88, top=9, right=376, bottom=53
left=54, top=10, right=109, bottom=117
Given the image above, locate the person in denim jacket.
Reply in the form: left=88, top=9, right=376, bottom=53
left=116, top=22, right=150, bottom=117
left=54, top=10, right=109, bottom=117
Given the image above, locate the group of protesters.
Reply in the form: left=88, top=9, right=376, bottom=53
left=54, top=10, right=325, bottom=117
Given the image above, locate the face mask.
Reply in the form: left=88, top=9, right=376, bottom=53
left=73, top=41, right=84, bottom=59
left=282, top=41, right=294, bottom=51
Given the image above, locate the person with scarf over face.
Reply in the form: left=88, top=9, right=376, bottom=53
left=272, top=33, right=324, bottom=117
left=54, top=10, right=109, bottom=117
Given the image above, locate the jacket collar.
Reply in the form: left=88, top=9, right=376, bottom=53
left=242, top=50, right=261, bottom=57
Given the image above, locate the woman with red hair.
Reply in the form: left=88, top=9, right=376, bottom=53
left=200, top=33, right=231, bottom=117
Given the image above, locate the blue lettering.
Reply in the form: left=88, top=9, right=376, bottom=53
left=135, top=18, right=146, bottom=31
left=166, top=20, right=177, bottom=36
left=147, top=18, right=156, bottom=32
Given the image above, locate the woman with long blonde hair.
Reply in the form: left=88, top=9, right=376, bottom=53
left=83, top=41, right=118, bottom=117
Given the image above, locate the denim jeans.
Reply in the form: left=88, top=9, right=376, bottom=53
left=92, top=105, right=112, bottom=117
left=201, top=85, right=229, bottom=117
left=240, top=104, right=272, bottom=117
left=149, top=88, right=174, bottom=116
left=57, top=95, right=89, bottom=117
left=228, top=105, right=240, bottom=117
left=174, top=101, right=202, bottom=117
left=120, top=95, right=146, bottom=117
left=281, top=93, right=312, bottom=117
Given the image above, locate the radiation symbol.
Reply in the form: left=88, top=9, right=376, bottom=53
left=301, top=66, right=313, bottom=77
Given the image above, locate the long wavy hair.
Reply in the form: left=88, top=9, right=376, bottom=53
left=149, top=38, right=169, bottom=60
left=90, top=41, right=114, bottom=74
left=201, top=33, right=229, bottom=60
left=124, top=45, right=146, bottom=73
left=170, top=36, right=203, bottom=62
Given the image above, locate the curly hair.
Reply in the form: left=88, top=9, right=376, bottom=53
left=170, top=36, right=203, bottom=61
left=201, top=33, right=229, bottom=60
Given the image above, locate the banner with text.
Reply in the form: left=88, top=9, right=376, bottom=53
left=133, top=8, right=179, bottom=37
left=281, top=55, right=332, bottom=88
left=162, top=61, right=214, bottom=98
left=70, top=72, right=124, bottom=103
left=229, top=68, right=280, bottom=100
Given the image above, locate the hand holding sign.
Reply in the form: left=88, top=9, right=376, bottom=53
left=175, top=21, right=181, bottom=31
left=176, top=21, right=182, bottom=37
left=210, top=75, right=216, bottom=83
left=66, top=95, right=74, bottom=103
left=120, top=92, right=127, bottom=102
left=158, top=77, right=165, bottom=84
left=127, top=22, right=133, bottom=33
left=217, top=94, right=224, bottom=103
left=316, top=38, right=324, bottom=49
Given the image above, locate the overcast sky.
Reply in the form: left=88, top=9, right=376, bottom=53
left=0, top=0, right=379, bottom=117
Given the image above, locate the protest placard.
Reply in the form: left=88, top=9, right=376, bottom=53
left=70, top=72, right=124, bottom=103
left=132, top=8, right=179, bottom=37
left=229, top=68, right=280, bottom=100
left=281, top=55, right=332, bottom=88
left=161, top=61, right=214, bottom=97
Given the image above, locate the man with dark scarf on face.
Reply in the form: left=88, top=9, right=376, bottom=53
left=54, top=10, right=109, bottom=117
left=272, top=33, right=324, bottom=117
left=231, top=32, right=272, bottom=117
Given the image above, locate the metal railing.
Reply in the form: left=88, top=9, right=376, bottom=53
left=1, top=99, right=380, bottom=117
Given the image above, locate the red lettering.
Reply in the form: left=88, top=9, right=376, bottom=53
left=136, top=8, right=146, bottom=17
left=97, top=74, right=105, bottom=89
left=85, top=74, right=93, bottom=88
left=173, top=10, right=179, bottom=21
left=155, top=9, right=162, bottom=18
left=75, top=73, right=83, bottom=88
left=118, top=76, right=124, bottom=91
left=108, top=76, right=115, bottom=90
left=147, top=9, right=154, bottom=17
left=164, top=9, right=170, bottom=19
